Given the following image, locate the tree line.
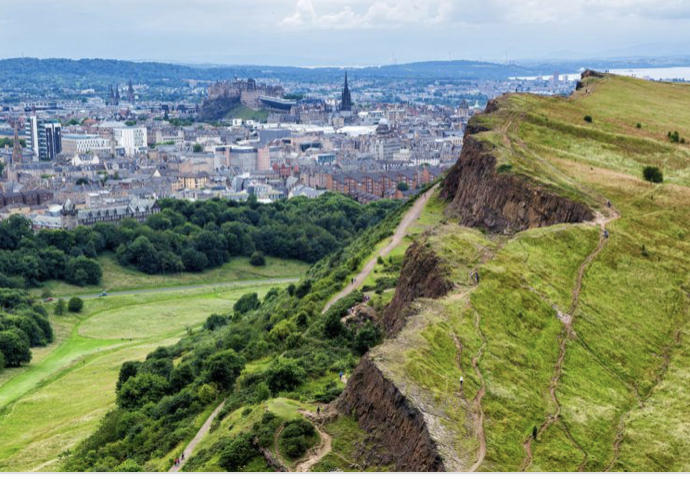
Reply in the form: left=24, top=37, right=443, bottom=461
left=0, top=288, right=53, bottom=370
left=0, top=193, right=399, bottom=288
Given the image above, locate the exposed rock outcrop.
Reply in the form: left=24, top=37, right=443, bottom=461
left=440, top=135, right=593, bottom=233
left=381, top=240, right=453, bottom=337
left=336, top=357, right=445, bottom=472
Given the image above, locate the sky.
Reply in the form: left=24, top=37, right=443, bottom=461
left=1, top=0, right=690, bottom=66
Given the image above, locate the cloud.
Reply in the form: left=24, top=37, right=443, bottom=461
left=280, top=0, right=456, bottom=30
left=279, top=0, right=690, bottom=30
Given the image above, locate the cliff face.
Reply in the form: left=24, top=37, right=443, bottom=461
left=382, top=240, right=453, bottom=337
left=336, top=357, right=445, bottom=472
left=440, top=135, right=593, bottom=233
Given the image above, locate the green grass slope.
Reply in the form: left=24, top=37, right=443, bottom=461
left=377, top=74, right=690, bottom=471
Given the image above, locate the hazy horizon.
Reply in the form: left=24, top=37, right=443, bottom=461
left=2, top=1, right=690, bottom=67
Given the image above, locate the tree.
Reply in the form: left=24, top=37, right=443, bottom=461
left=234, top=292, right=260, bottom=314
left=354, top=322, right=382, bottom=355
left=65, top=256, right=102, bottom=286
left=266, top=357, right=305, bottom=393
left=205, top=349, right=245, bottom=389
left=0, top=329, right=32, bottom=367
left=219, top=433, right=257, bottom=471
left=583, top=115, right=593, bottom=123
left=643, top=166, right=663, bottom=183
left=68, top=297, right=84, bottom=313
left=116, top=373, right=168, bottom=409
left=192, top=143, right=203, bottom=153
left=54, top=298, right=66, bottom=316
left=204, top=313, right=228, bottom=331
left=397, top=182, right=409, bottom=191
left=279, top=419, right=316, bottom=459
left=181, top=248, right=208, bottom=272
left=249, top=251, right=265, bottom=266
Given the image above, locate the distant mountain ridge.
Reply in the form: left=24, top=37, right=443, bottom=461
left=2, top=56, right=688, bottom=86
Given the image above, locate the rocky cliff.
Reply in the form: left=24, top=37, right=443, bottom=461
left=381, top=240, right=453, bottom=337
left=440, top=134, right=593, bottom=233
left=336, top=357, right=445, bottom=471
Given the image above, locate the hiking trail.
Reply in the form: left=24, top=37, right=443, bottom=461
left=169, top=400, right=225, bottom=472
left=322, top=185, right=438, bottom=314
left=520, top=205, right=619, bottom=471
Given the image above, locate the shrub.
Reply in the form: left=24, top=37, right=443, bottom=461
left=249, top=251, right=265, bottom=266
left=54, top=298, right=66, bottom=315
left=68, top=297, right=84, bottom=313
left=234, top=292, right=260, bottom=314
left=636, top=122, right=642, bottom=129
left=668, top=131, right=680, bottom=143
left=204, top=313, right=228, bottom=331
left=65, top=256, right=102, bottom=286
left=116, top=373, right=168, bottom=409
left=205, top=349, right=246, bottom=389
left=354, top=321, right=383, bottom=355
left=642, top=166, right=663, bottom=183
left=279, top=419, right=316, bottom=459
left=266, top=357, right=306, bottom=393
left=0, top=329, right=31, bottom=367
left=584, top=115, right=593, bottom=123
left=219, top=433, right=258, bottom=471
left=497, top=163, right=513, bottom=173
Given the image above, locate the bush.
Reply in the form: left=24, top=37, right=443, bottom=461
left=583, top=115, right=593, bottom=123
left=219, top=433, right=257, bottom=471
left=249, top=251, right=265, bottom=266
left=54, top=298, right=66, bottom=316
left=266, top=357, right=306, bottom=393
left=642, top=166, right=663, bottom=183
left=65, top=256, right=102, bottom=286
left=116, top=373, right=168, bottom=409
left=205, top=349, right=245, bottom=389
left=279, top=419, right=316, bottom=459
left=668, top=130, right=680, bottom=143
left=234, top=292, right=260, bottom=314
left=354, top=321, right=383, bottom=355
left=204, top=313, right=228, bottom=331
left=0, top=329, right=31, bottom=367
left=68, top=297, right=84, bottom=313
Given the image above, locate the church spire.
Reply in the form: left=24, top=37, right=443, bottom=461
left=340, top=71, right=352, bottom=112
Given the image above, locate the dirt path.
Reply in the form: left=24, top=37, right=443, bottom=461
left=520, top=206, right=619, bottom=471
left=322, top=185, right=438, bottom=314
left=169, top=400, right=225, bottom=472
left=468, top=312, right=487, bottom=472
left=294, top=412, right=333, bottom=472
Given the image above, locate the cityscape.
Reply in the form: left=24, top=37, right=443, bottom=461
left=1, top=0, right=690, bottom=476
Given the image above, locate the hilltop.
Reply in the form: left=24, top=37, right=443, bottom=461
left=339, top=72, right=690, bottom=471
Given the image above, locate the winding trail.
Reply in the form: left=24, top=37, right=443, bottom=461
left=322, top=185, right=438, bottom=314
left=169, top=400, right=225, bottom=472
left=468, top=312, right=488, bottom=472
left=294, top=411, right=333, bottom=472
left=520, top=206, right=619, bottom=471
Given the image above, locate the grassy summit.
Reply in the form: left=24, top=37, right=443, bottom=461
left=374, top=73, right=690, bottom=471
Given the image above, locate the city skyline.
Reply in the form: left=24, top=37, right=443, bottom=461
left=2, top=0, right=690, bottom=66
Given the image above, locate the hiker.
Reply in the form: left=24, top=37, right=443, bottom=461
left=317, top=406, right=321, bottom=415
left=607, top=200, right=611, bottom=208
left=339, top=371, right=344, bottom=381
left=604, top=229, right=609, bottom=239
left=460, top=376, right=464, bottom=387
left=181, top=454, right=184, bottom=461
left=532, top=426, right=538, bottom=440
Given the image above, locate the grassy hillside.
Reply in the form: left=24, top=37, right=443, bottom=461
left=0, top=279, right=293, bottom=471
left=374, top=74, right=690, bottom=471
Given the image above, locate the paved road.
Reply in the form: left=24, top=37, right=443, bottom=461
left=62, top=277, right=300, bottom=300
left=322, top=185, right=438, bottom=313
